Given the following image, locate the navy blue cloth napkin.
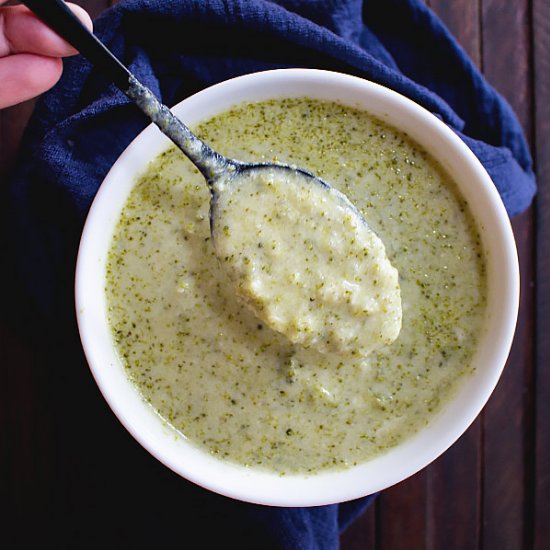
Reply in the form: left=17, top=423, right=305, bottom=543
left=3, top=0, right=535, bottom=548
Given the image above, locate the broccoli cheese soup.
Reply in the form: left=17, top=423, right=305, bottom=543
left=105, top=98, right=487, bottom=474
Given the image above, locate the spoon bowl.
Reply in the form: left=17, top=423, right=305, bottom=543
left=209, top=161, right=402, bottom=355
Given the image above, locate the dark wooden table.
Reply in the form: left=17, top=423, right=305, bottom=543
left=1, top=1, right=548, bottom=548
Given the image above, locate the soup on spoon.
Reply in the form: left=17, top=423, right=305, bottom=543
left=211, top=166, right=402, bottom=356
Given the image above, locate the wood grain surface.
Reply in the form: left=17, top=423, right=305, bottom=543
left=533, top=1, right=550, bottom=549
left=344, top=1, right=545, bottom=548
left=0, top=1, right=547, bottom=548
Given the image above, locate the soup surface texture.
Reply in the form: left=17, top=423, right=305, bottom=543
left=106, top=98, right=487, bottom=474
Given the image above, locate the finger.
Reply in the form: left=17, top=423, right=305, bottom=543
left=0, top=3, right=92, bottom=58
left=0, top=53, right=62, bottom=109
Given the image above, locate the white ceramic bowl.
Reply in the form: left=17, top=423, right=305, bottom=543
left=75, top=69, right=519, bottom=507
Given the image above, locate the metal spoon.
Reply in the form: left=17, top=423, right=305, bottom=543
left=24, top=0, right=402, bottom=355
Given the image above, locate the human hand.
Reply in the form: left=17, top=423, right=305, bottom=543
left=0, top=1, right=92, bottom=109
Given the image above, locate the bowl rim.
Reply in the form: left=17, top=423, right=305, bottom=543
left=75, top=68, right=519, bottom=506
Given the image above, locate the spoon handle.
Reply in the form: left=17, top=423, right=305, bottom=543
left=21, top=0, right=229, bottom=182
left=21, top=0, right=131, bottom=91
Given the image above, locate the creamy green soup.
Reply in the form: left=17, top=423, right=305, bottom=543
left=106, top=98, right=487, bottom=474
